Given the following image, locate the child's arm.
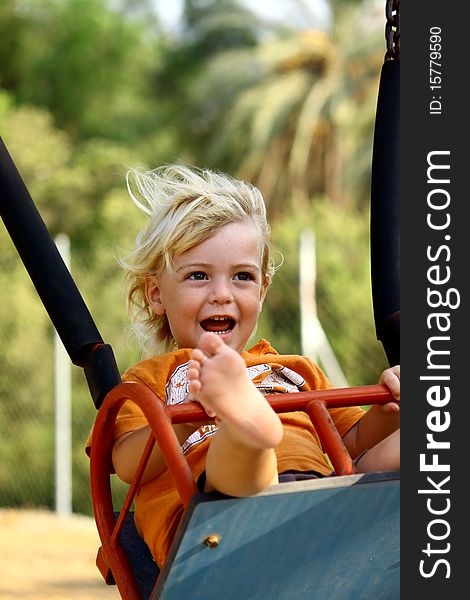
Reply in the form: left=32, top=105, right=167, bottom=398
left=342, top=365, right=400, bottom=457
left=112, top=422, right=199, bottom=485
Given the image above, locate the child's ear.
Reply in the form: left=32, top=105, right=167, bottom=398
left=146, top=276, right=166, bottom=316
left=259, top=275, right=270, bottom=307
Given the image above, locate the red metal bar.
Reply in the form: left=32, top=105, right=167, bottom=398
left=146, top=398, right=198, bottom=507
left=305, top=401, right=354, bottom=475
left=90, top=389, right=141, bottom=599
left=111, top=433, right=156, bottom=546
left=166, top=384, right=394, bottom=424
left=90, top=382, right=198, bottom=599
left=267, top=384, right=393, bottom=412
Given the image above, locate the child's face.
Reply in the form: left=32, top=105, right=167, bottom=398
left=146, top=221, right=268, bottom=352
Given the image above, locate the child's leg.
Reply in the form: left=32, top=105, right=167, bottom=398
left=354, top=428, right=400, bottom=473
left=188, top=332, right=283, bottom=497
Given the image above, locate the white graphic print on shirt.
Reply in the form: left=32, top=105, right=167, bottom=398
left=165, top=361, right=304, bottom=453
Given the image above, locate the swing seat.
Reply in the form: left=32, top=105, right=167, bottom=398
left=104, top=473, right=399, bottom=600
left=154, top=471, right=399, bottom=599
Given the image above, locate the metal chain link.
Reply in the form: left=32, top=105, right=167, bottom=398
left=385, top=0, right=400, bottom=61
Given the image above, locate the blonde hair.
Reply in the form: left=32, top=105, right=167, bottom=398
left=121, top=164, right=275, bottom=355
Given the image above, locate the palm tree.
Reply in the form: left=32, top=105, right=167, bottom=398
left=167, top=0, right=386, bottom=217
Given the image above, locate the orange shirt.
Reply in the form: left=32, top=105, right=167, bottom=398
left=86, top=340, right=365, bottom=568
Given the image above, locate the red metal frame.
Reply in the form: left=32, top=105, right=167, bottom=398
left=90, top=381, right=393, bottom=599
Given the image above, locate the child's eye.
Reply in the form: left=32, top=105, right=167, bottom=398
left=234, top=272, right=254, bottom=281
left=187, top=271, right=207, bottom=281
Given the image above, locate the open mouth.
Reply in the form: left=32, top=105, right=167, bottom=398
left=200, top=316, right=236, bottom=335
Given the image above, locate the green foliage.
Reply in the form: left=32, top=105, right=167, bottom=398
left=0, top=0, right=163, bottom=142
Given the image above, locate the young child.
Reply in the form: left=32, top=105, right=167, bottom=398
left=95, top=164, right=400, bottom=569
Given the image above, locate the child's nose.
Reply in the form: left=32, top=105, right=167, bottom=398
left=209, top=279, right=233, bottom=304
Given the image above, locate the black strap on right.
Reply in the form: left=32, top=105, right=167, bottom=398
left=370, top=59, right=400, bottom=367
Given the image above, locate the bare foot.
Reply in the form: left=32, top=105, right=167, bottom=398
left=188, top=332, right=283, bottom=449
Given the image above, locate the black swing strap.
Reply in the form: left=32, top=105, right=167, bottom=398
left=370, top=0, right=400, bottom=367
left=0, top=136, right=120, bottom=407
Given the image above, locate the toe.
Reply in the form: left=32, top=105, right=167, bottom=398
left=188, top=380, right=201, bottom=395
left=191, top=348, right=206, bottom=363
left=187, top=366, right=199, bottom=381
left=200, top=331, right=224, bottom=356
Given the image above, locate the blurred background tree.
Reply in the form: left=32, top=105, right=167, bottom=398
left=0, top=0, right=389, bottom=513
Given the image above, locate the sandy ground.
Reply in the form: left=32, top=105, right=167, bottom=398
left=0, top=509, right=120, bottom=600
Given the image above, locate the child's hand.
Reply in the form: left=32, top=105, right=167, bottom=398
left=378, top=365, right=400, bottom=413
